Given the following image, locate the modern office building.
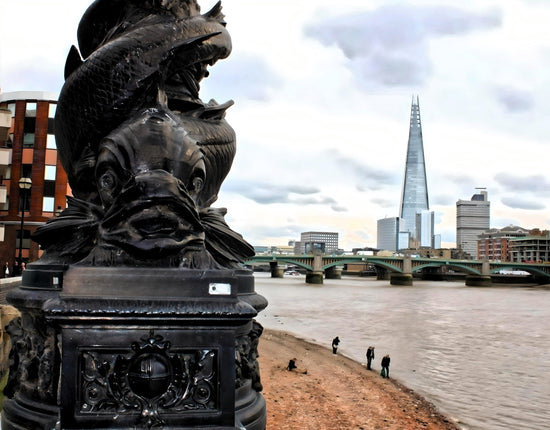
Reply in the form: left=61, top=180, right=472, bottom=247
left=399, top=95, right=429, bottom=243
left=456, top=188, right=490, bottom=258
left=0, top=91, right=69, bottom=271
left=298, top=231, right=338, bottom=254
left=477, top=225, right=529, bottom=261
left=377, top=217, right=409, bottom=252
left=416, top=210, right=434, bottom=248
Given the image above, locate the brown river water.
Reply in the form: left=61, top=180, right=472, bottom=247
left=254, top=273, right=550, bottom=430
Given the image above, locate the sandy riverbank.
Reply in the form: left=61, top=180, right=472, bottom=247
left=258, top=329, right=461, bottom=430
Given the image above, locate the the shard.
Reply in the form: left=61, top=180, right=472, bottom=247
left=399, top=95, right=429, bottom=241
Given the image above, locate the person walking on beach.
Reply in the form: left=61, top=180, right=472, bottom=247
left=332, top=336, right=340, bottom=354
left=381, top=354, right=390, bottom=378
left=366, top=346, right=375, bottom=370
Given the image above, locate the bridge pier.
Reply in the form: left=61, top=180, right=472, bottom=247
left=269, top=261, right=284, bottom=278
left=390, top=273, right=413, bottom=286
left=305, top=253, right=324, bottom=284
left=466, top=260, right=492, bottom=286
left=376, top=268, right=391, bottom=281
left=465, top=275, right=492, bottom=287
left=389, top=256, right=413, bottom=286
left=533, top=274, right=550, bottom=285
left=306, top=271, right=324, bottom=284
left=325, top=267, right=342, bottom=279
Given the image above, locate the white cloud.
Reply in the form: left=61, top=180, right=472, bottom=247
left=2, top=0, right=550, bottom=250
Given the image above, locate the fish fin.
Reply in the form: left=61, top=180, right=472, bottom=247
left=157, top=31, right=222, bottom=92
left=204, top=1, right=225, bottom=24
left=64, top=45, right=84, bottom=80
left=199, top=100, right=234, bottom=120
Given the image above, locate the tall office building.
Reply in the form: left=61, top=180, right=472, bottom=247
left=377, top=217, right=409, bottom=252
left=456, top=189, right=490, bottom=258
left=400, top=96, right=429, bottom=242
left=416, top=210, right=434, bottom=248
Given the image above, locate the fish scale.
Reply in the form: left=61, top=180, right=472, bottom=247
left=55, top=4, right=232, bottom=203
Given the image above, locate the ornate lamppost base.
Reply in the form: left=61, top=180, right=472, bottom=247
left=2, top=265, right=267, bottom=430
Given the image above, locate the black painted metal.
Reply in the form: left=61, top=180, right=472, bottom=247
left=3, top=266, right=267, bottom=429
left=3, top=1, right=267, bottom=428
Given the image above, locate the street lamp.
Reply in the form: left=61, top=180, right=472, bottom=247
left=18, top=177, right=32, bottom=275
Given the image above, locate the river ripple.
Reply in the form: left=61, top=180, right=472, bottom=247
left=253, top=273, right=550, bottom=430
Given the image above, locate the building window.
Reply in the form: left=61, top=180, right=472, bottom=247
left=44, top=165, right=56, bottom=181
left=43, top=180, right=55, bottom=197
left=24, top=117, right=36, bottom=133
left=43, top=197, right=55, bottom=212
left=16, top=229, right=31, bottom=250
left=23, top=133, right=35, bottom=148
left=48, top=104, right=56, bottom=118
left=22, top=164, right=32, bottom=178
left=47, top=118, right=55, bottom=134
left=25, top=103, right=36, bottom=117
left=7, top=103, right=15, bottom=117
left=46, top=134, right=56, bottom=149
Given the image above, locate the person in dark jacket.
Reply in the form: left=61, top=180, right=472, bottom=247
left=287, top=358, right=307, bottom=374
left=381, top=354, right=390, bottom=378
left=332, top=336, right=340, bottom=354
left=287, top=358, right=297, bottom=371
left=366, top=346, right=375, bottom=370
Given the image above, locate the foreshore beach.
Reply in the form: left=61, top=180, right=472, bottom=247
left=259, top=329, right=461, bottom=430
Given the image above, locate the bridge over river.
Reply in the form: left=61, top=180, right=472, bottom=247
left=245, top=254, right=550, bottom=286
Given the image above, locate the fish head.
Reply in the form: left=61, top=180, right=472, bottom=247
left=95, top=108, right=207, bottom=259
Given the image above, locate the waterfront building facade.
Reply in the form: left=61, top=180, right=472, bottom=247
left=298, top=231, right=339, bottom=254
left=0, top=91, right=69, bottom=270
left=456, top=189, right=490, bottom=259
left=477, top=225, right=529, bottom=261
left=377, top=217, right=409, bottom=252
left=400, top=96, right=429, bottom=243
left=508, top=231, right=550, bottom=263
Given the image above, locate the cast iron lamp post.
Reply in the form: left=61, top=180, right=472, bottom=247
left=18, top=177, right=32, bottom=274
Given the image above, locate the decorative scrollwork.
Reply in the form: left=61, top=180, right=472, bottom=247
left=80, top=331, right=218, bottom=428
left=235, top=321, right=263, bottom=392
left=4, top=312, right=60, bottom=404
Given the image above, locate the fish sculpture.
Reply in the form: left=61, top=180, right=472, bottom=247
left=33, top=0, right=254, bottom=268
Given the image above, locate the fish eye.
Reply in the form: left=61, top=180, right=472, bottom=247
left=99, top=171, right=117, bottom=191
left=191, top=176, right=204, bottom=192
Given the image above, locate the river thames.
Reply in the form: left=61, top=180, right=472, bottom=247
left=253, top=273, right=550, bottom=430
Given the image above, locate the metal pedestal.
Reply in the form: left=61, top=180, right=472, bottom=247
left=2, top=265, right=267, bottom=430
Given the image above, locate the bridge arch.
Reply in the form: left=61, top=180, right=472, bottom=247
left=411, top=262, right=481, bottom=275
left=322, top=259, right=404, bottom=273
left=489, top=265, right=550, bottom=278
left=245, top=257, right=313, bottom=271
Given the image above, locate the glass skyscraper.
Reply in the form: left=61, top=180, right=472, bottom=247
left=400, top=96, right=429, bottom=241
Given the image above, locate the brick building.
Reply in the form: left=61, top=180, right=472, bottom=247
left=0, top=91, right=69, bottom=272
left=477, top=225, right=529, bottom=261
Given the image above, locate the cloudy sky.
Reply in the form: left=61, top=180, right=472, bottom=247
left=1, top=0, right=550, bottom=250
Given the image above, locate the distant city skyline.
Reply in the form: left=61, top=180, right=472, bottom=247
left=2, top=1, right=550, bottom=250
